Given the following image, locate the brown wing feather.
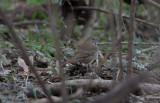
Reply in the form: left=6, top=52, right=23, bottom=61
left=63, top=39, right=98, bottom=66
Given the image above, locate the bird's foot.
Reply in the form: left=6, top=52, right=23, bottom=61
left=86, top=63, right=94, bottom=72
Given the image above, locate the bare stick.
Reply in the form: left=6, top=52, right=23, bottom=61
left=47, top=0, right=68, bottom=102
left=117, top=0, right=123, bottom=80
left=13, top=20, right=50, bottom=27
left=73, top=6, right=160, bottom=29
left=98, top=41, right=160, bottom=45
left=82, top=0, right=97, bottom=39
left=84, top=73, right=148, bottom=103
left=127, top=0, right=137, bottom=75
left=107, top=0, right=116, bottom=72
left=0, top=6, right=54, bottom=103
left=146, top=0, right=160, bottom=9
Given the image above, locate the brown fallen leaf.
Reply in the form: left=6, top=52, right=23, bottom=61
left=17, top=56, right=34, bottom=76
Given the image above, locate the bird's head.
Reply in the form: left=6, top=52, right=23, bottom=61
left=87, top=36, right=99, bottom=45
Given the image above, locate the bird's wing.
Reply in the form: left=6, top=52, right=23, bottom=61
left=74, top=41, right=98, bottom=59
left=74, top=49, right=97, bottom=59
left=63, top=41, right=98, bottom=65
left=77, top=42, right=98, bottom=53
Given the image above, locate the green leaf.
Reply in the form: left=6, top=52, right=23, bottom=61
left=35, top=24, right=40, bottom=42
left=28, top=26, right=32, bottom=40
left=0, top=0, right=12, bottom=10
left=29, top=83, right=37, bottom=99
left=26, top=0, right=45, bottom=5
left=0, top=42, right=14, bottom=49
left=32, top=10, right=48, bottom=20
left=72, top=99, right=80, bottom=103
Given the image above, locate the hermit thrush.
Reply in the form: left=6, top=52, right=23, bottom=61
left=63, top=37, right=99, bottom=66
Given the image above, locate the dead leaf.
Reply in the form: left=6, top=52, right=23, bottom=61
left=17, top=56, right=34, bottom=76
left=18, top=57, right=29, bottom=76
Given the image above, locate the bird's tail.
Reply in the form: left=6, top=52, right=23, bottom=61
left=62, top=57, right=77, bottom=67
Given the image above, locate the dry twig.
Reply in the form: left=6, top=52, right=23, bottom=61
left=82, top=0, right=97, bottom=39
left=127, top=0, right=138, bottom=75
left=81, top=73, right=148, bottom=103
left=74, top=6, right=160, bottom=28
left=117, top=0, right=123, bottom=81
left=46, top=0, right=68, bottom=102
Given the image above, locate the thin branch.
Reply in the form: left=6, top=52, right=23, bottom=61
left=146, top=0, right=160, bottom=9
left=84, top=73, right=148, bottom=103
left=117, top=0, right=123, bottom=81
left=47, top=0, right=68, bottom=102
left=141, top=46, right=158, bottom=52
left=73, top=6, right=160, bottom=29
left=107, top=0, right=116, bottom=71
left=95, top=0, right=104, bottom=22
left=0, top=6, right=54, bottom=103
left=30, top=88, right=83, bottom=103
left=13, top=20, right=50, bottom=27
left=98, top=41, right=160, bottom=45
left=82, top=0, right=97, bottom=39
left=127, top=0, right=138, bottom=75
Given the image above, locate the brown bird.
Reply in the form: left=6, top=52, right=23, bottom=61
left=63, top=37, right=99, bottom=66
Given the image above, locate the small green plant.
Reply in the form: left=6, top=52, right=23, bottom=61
left=18, top=26, right=56, bottom=60
left=26, top=0, right=45, bottom=6
left=0, top=42, right=14, bottom=49
left=0, top=0, right=12, bottom=10
left=32, top=10, right=49, bottom=21
left=30, top=83, right=38, bottom=99
left=72, top=99, right=80, bottom=103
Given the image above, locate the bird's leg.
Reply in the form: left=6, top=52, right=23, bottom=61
left=86, top=63, right=102, bottom=79
left=86, top=63, right=94, bottom=72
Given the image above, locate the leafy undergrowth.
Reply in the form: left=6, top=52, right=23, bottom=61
left=0, top=25, right=159, bottom=103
